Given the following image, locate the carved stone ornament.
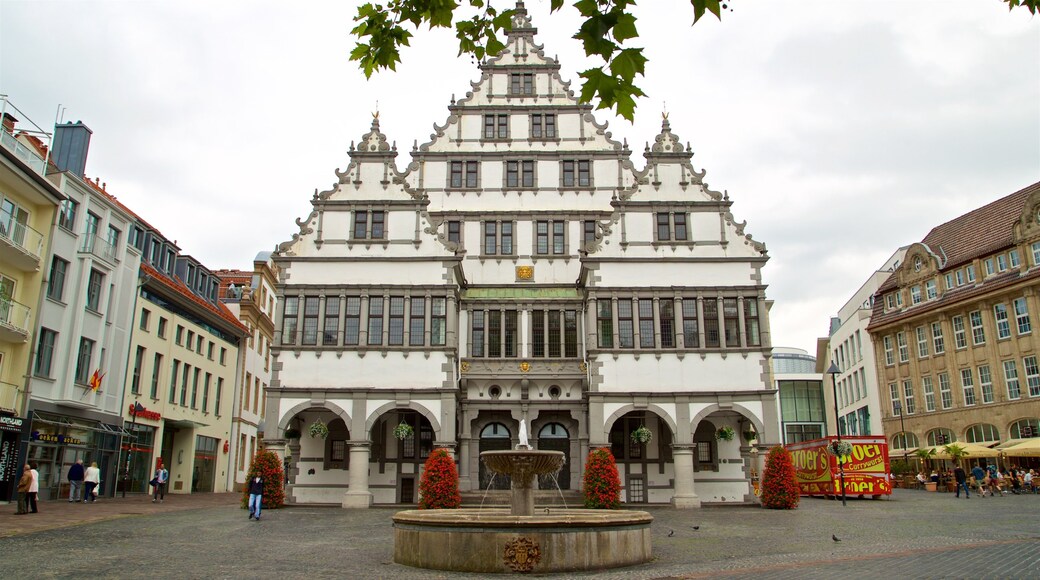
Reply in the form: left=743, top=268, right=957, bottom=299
left=516, top=265, right=534, bottom=280
left=519, top=361, right=531, bottom=373
left=578, top=361, right=587, bottom=372
left=503, top=536, right=541, bottom=573
left=460, top=361, right=471, bottom=373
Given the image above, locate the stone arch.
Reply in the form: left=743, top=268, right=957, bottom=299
left=277, top=400, right=352, bottom=432
left=601, top=404, right=677, bottom=442
left=690, top=403, right=764, bottom=439
left=365, top=401, right=442, bottom=439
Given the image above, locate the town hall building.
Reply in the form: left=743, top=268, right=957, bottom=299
left=267, top=3, right=778, bottom=508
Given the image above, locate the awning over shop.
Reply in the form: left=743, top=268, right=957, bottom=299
left=1002, top=438, right=1040, bottom=457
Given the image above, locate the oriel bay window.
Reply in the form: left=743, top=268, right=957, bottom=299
left=431, top=298, right=447, bottom=346
left=470, top=309, right=518, bottom=357
left=531, top=309, right=579, bottom=358
left=506, top=160, right=535, bottom=188
left=450, top=160, right=479, bottom=188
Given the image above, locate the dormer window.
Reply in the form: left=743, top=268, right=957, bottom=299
left=895, top=291, right=903, bottom=307
left=1010, top=249, right=1021, bottom=268
left=925, top=280, right=937, bottom=300
left=885, top=294, right=895, bottom=310
left=966, top=265, right=976, bottom=282
left=955, top=270, right=965, bottom=286
left=997, top=254, right=1007, bottom=272
left=985, top=258, right=995, bottom=276
left=911, top=285, right=922, bottom=305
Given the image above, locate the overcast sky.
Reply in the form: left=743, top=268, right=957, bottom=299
left=1, top=0, right=1037, bottom=354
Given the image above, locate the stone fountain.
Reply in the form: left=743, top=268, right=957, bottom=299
left=393, top=420, right=653, bottom=573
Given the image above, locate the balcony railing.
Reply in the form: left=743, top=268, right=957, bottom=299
left=0, top=213, right=45, bottom=262
left=0, top=129, right=49, bottom=177
left=0, top=297, right=32, bottom=340
left=80, top=234, right=118, bottom=263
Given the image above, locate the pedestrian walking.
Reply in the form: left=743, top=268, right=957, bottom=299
left=28, top=461, right=40, bottom=513
left=953, top=465, right=970, bottom=498
left=84, top=461, right=101, bottom=502
left=971, top=464, right=987, bottom=497
left=151, top=463, right=169, bottom=503
left=68, top=459, right=85, bottom=502
left=247, top=475, right=263, bottom=521
left=15, top=464, right=32, bottom=514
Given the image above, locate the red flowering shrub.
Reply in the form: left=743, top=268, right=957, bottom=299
left=418, top=448, right=461, bottom=509
left=760, top=445, right=799, bottom=510
left=582, top=447, right=621, bottom=509
left=241, top=449, right=285, bottom=509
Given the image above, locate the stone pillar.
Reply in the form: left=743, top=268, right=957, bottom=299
left=342, top=442, right=373, bottom=508
left=671, top=444, right=701, bottom=508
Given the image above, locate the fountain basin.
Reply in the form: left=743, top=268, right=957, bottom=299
left=393, top=508, right=653, bottom=573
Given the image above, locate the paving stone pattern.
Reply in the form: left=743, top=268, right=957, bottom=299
left=0, top=489, right=1037, bottom=578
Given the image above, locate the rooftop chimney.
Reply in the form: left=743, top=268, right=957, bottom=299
left=51, top=121, right=93, bottom=177
left=1, top=113, right=17, bottom=134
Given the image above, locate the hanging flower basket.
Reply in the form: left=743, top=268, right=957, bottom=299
left=393, top=422, right=415, bottom=441
left=309, top=420, right=329, bottom=439
left=283, top=427, right=301, bottom=440
left=742, top=429, right=757, bottom=442
left=827, top=440, right=853, bottom=457
left=630, top=426, right=653, bottom=445
left=715, top=426, right=735, bottom=441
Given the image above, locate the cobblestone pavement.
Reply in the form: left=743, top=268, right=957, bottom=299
left=0, top=489, right=1037, bottom=579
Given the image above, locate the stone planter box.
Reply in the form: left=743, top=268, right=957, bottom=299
left=924, top=482, right=937, bottom=492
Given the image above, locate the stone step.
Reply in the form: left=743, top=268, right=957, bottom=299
left=460, top=489, right=582, bottom=507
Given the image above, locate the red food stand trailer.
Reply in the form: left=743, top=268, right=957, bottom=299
left=786, top=436, right=892, bottom=498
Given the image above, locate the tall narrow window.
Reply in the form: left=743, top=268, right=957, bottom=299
left=302, top=297, right=319, bottom=345
left=889, top=383, right=901, bottom=416
left=583, top=220, right=596, bottom=245
left=897, top=332, right=909, bottom=362
left=902, top=380, right=915, bottom=414
left=938, top=373, right=953, bottom=409
left=352, top=210, right=368, bottom=239
left=388, top=297, right=405, bottom=346
left=531, top=113, right=556, bottom=138
left=150, top=354, right=163, bottom=399
left=47, top=257, right=68, bottom=301
left=883, top=336, right=894, bottom=365
left=471, top=310, right=485, bottom=357
left=281, top=297, right=299, bottom=345
left=960, top=368, right=976, bottom=406
left=215, top=378, right=223, bottom=416
left=202, top=373, right=211, bottom=413
left=501, top=222, right=513, bottom=254
left=86, top=269, right=104, bottom=311
left=561, top=160, right=591, bottom=187
left=505, top=310, right=518, bottom=357
left=1014, top=297, right=1032, bottom=334
left=916, top=326, right=929, bottom=358
left=703, top=300, right=720, bottom=348
left=723, top=298, right=740, bottom=347
left=75, top=338, right=94, bottom=384
left=168, top=360, right=180, bottom=404
left=1024, top=355, right=1040, bottom=397
left=564, top=310, right=577, bottom=357
left=323, top=297, right=340, bottom=345
left=131, top=346, right=145, bottom=394
left=368, top=297, right=384, bottom=345
left=431, top=298, right=446, bottom=346
left=659, top=301, right=674, bottom=348
left=952, top=315, right=966, bottom=349
left=922, top=376, right=936, bottom=412
left=510, top=72, right=534, bottom=95
left=969, top=310, right=985, bottom=345
left=1003, top=360, right=1021, bottom=399
left=532, top=309, right=545, bottom=357
left=484, top=222, right=497, bottom=255
left=597, top=301, right=613, bottom=348
left=409, top=297, right=426, bottom=346
left=744, top=299, right=760, bottom=346
left=447, top=220, right=461, bottom=243
left=58, top=198, right=78, bottom=231
left=979, top=365, right=994, bottom=403
left=191, top=368, right=200, bottom=408
left=487, top=310, right=502, bottom=357
left=34, top=328, right=57, bottom=377
left=344, top=297, right=361, bottom=345
left=682, top=298, right=699, bottom=348
left=931, top=322, right=945, bottom=354
left=617, top=301, right=634, bottom=348
left=994, top=303, right=1011, bottom=339
left=638, top=299, right=655, bottom=348
left=547, top=310, right=562, bottom=357
left=370, top=210, right=385, bottom=239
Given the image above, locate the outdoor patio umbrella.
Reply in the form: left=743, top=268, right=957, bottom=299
left=1002, top=438, right=1040, bottom=457
left=946, top=442, right=1000, bottom=459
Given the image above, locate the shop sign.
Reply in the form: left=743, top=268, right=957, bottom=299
left=31, top=431, right=84, bottom=445
left=0, top=415, right=25, bottom=433
left=129, top=405, right=161, bottom=421
left=1, top=437, right=19, bottom=482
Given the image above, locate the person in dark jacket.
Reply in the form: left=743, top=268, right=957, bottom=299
left=68, top=459, right=85, bottom=502
left=953, top=465, right=970, bottom=499
left=247, top=475, right=263, bottom=521
left=15, top=464, right=32, bottom=514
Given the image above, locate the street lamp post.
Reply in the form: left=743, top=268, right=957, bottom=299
left=893, top=400, right=908, bottom=467
left=123, top=401, right=144, bottom=499
left=826, top=362, right=847, bottom=507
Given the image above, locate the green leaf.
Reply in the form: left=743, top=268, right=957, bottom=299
left=612, top=13, right=639, bottom=43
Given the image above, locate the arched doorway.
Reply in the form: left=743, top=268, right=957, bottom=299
left=479, top=422, right=511, bottom=490
left=608, top=411, right=673, bottom=504
left=371, top=410, right=434, bottom=504
left=537, top=422, right=569, bottom=490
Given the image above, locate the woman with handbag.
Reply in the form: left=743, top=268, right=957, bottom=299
left=151, top=462, right=168, bottom=503
left=83, top=461, right=101, bottom=502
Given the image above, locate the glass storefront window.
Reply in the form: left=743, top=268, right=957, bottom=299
left=193, top=435, right=218, bottom=493
left=118, top=423, right=156, bottom=493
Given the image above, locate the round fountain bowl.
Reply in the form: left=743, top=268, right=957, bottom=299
left=393, top=508, right=653, bottom=573
left=480, top=449, right=565, bottom=479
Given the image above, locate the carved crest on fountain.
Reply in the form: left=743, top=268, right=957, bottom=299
left=504, top=537, right=542, bottom=572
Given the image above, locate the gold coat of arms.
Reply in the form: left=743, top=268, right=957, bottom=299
left=519, top=361, right=530, bottom=373
left=503, top=536, right=541, bottom=572
left=515, top=265, right=534, bottom=280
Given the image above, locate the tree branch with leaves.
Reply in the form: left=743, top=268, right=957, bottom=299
left=350, top=0, right=1037, bottom=121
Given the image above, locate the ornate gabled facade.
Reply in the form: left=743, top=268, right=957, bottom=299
left=868, top=181, right=1040, bottom=468
left=268, top=3, right=776, bottom=508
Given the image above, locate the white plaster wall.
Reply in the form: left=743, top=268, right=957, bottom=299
left=284, top=261, right=450, bottom=286
left=278, top=352, right=449, bottom=390
left=597, top=354, right=768, bottom=392
left=592, top=261, right=760, bottom=288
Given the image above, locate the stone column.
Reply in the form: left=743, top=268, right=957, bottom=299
left=342, top=442, right=373, bottom=508
left=671, top=444, right=701, bottom=508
